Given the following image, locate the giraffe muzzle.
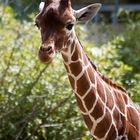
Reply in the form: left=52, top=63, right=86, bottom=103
left=40, top=46, right=53, bottom=54
left=39, top=45, right=56, bottom=64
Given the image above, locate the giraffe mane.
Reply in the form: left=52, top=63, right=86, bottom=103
left=87, top=55, right=127, bottom=93
left=101, top=75, right=127, bottom=93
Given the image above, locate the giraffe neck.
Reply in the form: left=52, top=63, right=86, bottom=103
left=61, top=32, right=108, bottom=132
left=61, top=32, right=140, bottom=140
left=61, top=33, right=98, bottom=96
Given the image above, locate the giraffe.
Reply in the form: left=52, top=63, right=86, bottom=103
left=35, top=0, right=140, bottom=139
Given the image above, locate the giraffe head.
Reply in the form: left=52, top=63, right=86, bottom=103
left=35, top=0, right=101, bottom=64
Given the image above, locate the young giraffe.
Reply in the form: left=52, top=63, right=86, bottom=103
left=35, top=0, right=140, bottom=139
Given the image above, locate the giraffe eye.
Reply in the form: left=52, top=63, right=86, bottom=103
left=66, top=23, right=74, bottom=30
left=35, top=22, right=40, bottom=29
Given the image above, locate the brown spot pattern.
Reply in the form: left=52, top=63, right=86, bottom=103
left=114, top=90, right=125, bottom=114
left=97, top=77, right=106, bottom=102
left=75, top=95, right=86, bottom=113
left=90, top=98, right=104, bottom=120
left=76, top=72, right=90, bottom=96
left=127, top=107, right=140, bottom=131
left=106, top=89, right=114, bottom=110
left=83, top=115, right=93, bottom=131
left=87, top=66, right=96, bottom=85
left=106, top=125, right=117, bottom=140
left=68, top=75, right=75, bottom=89
left=83, top=88, right=96, bottom=110
left=69, top=61, right=83, bottom=77
left=94, top=108, right=112, bottom=138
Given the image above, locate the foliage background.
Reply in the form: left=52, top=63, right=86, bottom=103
left=0, top=0, right=140, bottom=140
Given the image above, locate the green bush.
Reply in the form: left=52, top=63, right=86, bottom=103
left=0, top=5, right=140, bottom=140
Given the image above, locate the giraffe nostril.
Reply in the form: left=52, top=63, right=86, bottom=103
left=40, top=46, right=53, bottom=53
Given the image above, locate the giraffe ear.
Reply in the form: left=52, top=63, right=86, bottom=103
left=74, top=3, right=101, bottom=22
left=39, top=2, right=45, bottom=12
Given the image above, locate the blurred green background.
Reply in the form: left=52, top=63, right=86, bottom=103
left=0, top=0, right=140, bottom=140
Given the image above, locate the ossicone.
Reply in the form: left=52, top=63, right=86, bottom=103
left=39, top=2, right=45, bottom=12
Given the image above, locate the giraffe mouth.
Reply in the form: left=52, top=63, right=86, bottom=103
left=38, top=47, right=56, bottom=64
